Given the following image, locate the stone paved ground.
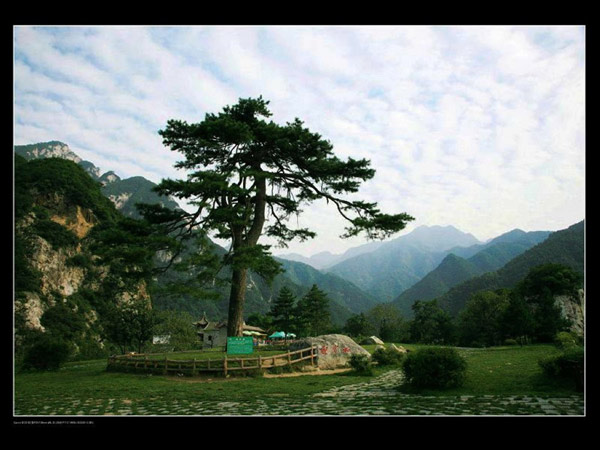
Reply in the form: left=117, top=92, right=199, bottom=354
left=15, top=370, right=584, bottom=416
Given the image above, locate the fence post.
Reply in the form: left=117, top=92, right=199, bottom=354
left=258, top=355, right=262, bottom=370
left=287, top=350, right=292, bottom=368
left=192, top=358, right=196, bottom=376
left=224, top=356, right=228, bottom=377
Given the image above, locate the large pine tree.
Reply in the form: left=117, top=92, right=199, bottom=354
left=141, top=97, right=414, bottom=336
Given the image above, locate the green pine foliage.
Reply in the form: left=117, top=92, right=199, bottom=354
left=295, top=284, right=332, bottom=337
left=143, top=96, right=413, bottom=336
left=269, top=286, right=297, bottom=334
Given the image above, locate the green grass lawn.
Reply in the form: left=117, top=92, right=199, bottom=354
left=13, top=343, right=582, bottom=416
left=393, top=344, right=579, bottom=396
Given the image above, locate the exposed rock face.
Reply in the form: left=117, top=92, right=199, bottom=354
left=108, top=192, right=132, bottom=209
left=18, top=141, right=82, bottom=163
left=16, top=292, right=47, bottom=332
left=29, top=236, right=86, bottom=297
left=556, top=289, right=585, bottom=336
left=50, top=205, right=96, bottom=239
left=290, top=334, right=370, bottom=369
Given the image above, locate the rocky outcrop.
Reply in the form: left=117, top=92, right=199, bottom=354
left=389, top=343, right=408, bottom=354
left=16, top=141, right=82, bottom=163
left=28, top=235, right=86, bottom=297
left=556, top=289, right=585, bottom=336
left=107, top=192, right=132, bottom=210
left=16, top=292, right=47, bottom=332
left=290, top=334, right=370, bottom=369
left=50, top=205, right=96, bottom=239
left=361, top=336, right=384, bottom=345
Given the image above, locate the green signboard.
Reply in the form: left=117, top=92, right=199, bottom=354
left=227, top=336, right=254, bottom=355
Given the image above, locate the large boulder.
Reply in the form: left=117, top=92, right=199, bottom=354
left=290, top=334, right=370, bottom=369
left=360, top=336, right=384, bottom=346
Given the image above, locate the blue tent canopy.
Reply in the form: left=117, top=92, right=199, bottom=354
left=269, top=331, right=286, bottom=339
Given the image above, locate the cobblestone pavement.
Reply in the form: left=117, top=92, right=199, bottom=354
left=15, top=369, right=585, bottom=416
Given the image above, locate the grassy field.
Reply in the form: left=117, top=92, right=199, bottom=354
left=13, top=344, right=584, bottom=416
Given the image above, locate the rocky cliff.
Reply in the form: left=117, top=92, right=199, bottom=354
left=14, top=155, right=151, bottom=359
left=556, top=289, right=585, bottom=336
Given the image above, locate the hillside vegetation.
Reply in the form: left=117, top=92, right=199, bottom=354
left=393, top=230, right=552, bottom=317
left=437, top=221, right=584, bottom=316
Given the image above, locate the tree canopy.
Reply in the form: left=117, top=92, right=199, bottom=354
left=142, top=97, right=414, bottom=336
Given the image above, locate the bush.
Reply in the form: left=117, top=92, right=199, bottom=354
left=402, top=347, right=467, bottom=389
left=554, top=331, right=580, bottom=350
left=539, top=346, right=584, bottom=391
left=372, top=346, right=405, bottom=367
left=503, top=338, right=518, bottom=346
left=32, top=218, right=79, bottom=249
left=22, top=335, right=72, bottom=371
left=349, top=354, right=373, bottom=376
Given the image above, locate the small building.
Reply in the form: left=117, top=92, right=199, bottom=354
left=193, top=312, right=267, bottom=348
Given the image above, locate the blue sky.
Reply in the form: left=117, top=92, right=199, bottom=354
left=14, top=25, right=585, bottom=256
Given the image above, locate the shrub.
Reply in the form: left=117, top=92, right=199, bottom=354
left=32, top=218, right=79, bottom=249
left=22, top=335, right=72, bottom=371
left=402, top=347, right=467, bottom=389
left=503, top=338, right=518, bottom=346
left=554, top=331, right=580, bottom=350
left=539, top=346, right=584, bottom=391
left=372, top=346, right=405, bottom=367
left=349, top=354, right=373, bottom=376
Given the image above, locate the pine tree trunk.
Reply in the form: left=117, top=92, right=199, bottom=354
left=227, top=266, right=248, bottom=337
left=227, top=171, right=265, bottom=338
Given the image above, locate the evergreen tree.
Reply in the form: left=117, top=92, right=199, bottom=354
left=457, top=290, right=510, bottom=347
left=139, top=97, right=414, bottom=336
left=500, top=292, right=535, bottom=345
left=344, top=313, right=374, bottom=338
left=103, top=302, right=156, bottom=354
left=269, top=286, right=297, bottom=335
left=409, top=299, right=456, bottom=345
left=296, top=284, right=331, bottom=337
left=365, top=303, right=409, bottom=342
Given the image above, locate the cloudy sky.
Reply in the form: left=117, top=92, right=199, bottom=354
left=14, top=25, right=585, bottom=257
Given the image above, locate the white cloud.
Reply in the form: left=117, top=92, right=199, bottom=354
left=14, top=25, right=585, bottom=255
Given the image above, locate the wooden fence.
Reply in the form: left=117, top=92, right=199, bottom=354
left=107, top=346, right=318, bottom=377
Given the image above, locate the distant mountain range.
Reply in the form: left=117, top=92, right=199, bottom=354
left=15, top=141, right=584, bottom=325
left=391, top=228, right=552, bottom=317
left=277, top=240, right=385, bottom=270
left=320, top=225, right=482, bottom=302
left=435, top=220, right=585, bottom=317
